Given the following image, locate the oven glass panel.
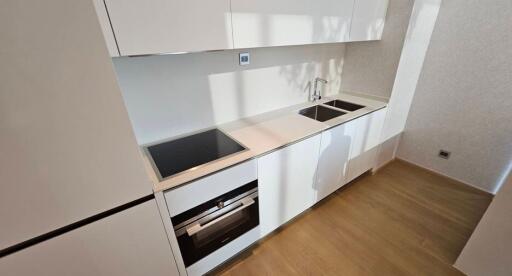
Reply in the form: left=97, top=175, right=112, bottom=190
left=176, top=199, right=259, bottom=267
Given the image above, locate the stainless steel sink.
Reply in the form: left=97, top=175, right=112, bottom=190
left=299, top=105, right=346, bottom=122
left=324, top=100, right=365, bottom=112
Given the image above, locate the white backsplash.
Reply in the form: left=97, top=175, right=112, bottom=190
left=113, top=44, right=345, bottom=145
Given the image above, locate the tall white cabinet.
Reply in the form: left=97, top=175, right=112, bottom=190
left=0, top=200, right=180, bottom=276
left=92, top=0, right=119, bottom=56
left=0, top=0, right=154, bottom=251
left=104, top=0, right=233, bottom=56
left=231, top=0, right=355, bottom=48
left=258, top=134, right=322, bottom=237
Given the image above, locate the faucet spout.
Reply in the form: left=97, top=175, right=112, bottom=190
left=312, top=77, right=328, bottom=102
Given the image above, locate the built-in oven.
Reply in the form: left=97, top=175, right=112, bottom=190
left=171, top=180, right=259, bottom=267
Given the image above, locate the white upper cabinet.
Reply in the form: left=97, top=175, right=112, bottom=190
left=231, top=0, right=354, bottom=48
left=314, top=121, right=354, bottom=202
left=349, top=0, right=389, bottom=41
left=94, top=0, right=389, bottom=55
left=258, top=134, right=321, bottom=237
left=104, top=0, right=233, bottom=56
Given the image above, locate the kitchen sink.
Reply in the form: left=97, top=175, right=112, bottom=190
left=299, top=105, right=346, bottom=122
left=324, top=100, right=365, bottom=112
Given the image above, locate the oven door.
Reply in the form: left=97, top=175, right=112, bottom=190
left=174, top=193, right=259, bottom=267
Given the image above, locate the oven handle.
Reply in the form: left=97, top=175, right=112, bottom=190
left=186, top=196, right=255, bottom=236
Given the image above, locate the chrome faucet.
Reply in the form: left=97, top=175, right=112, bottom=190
left=312, top=77, right=328, bottom=102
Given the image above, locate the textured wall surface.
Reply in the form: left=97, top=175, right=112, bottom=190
left=113, top=44, right=345, bottom=144
left=397, top=0, right=512, bottom=193
left=341, top=0, right=414, bottom=99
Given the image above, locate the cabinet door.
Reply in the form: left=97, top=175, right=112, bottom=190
left=1, top=0, right=153, bottom=250
left=231, top=0, right=354, bottom=48
left=349, top=0, right=389, bottom=41
left=0, top=200, right=179, bottom=276
left=314, top=123, right=353, bottom=202
left=258, top=134, right=321, bottom=237
left=105, top=0, right=233, bottom=56
left=346, top=108, right=387, bottom=182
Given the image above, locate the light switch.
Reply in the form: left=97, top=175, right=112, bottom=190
left=239, top=52, right=250, bottom=66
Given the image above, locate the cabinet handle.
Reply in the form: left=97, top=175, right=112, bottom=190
left=186, top=197, right=255, bottom=236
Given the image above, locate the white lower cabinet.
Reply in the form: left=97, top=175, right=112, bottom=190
left=257, top=108, right=387, bottom=238
left=0, top=200, right=180, bottom=276
left=346, top=108, right=387, bottom=182
left=257, top=134, right=322, bottom=237
left=314, top=122, right=353, bottom=202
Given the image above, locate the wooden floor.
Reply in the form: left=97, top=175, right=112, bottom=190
left=213, top=160, right=493, bottom=276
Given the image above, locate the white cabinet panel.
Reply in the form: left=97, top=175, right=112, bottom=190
left=258, top=134, right=321, bottom=237
left=105, top=0, right=233, bottom=56
left=0, top=0, right=152, bottom=250
left=314, top=123, right=353, bottom=202
left=232, top=0, right=354, bottom=48
left=164, top=160, right=257, bottom=216
left=346, top=108, right=387, bottom=182
left=92, top=0, right=119, bottom=57
left=0, top=200, right=179, bottom=276
left=349, top=0, right=389, bottom=41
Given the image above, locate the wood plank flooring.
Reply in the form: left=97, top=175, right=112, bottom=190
left=213, top=160, right=493, bottom=276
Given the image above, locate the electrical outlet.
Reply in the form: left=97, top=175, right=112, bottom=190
left=438, top=150, right=451, bottom=159
left=239, top=52, right=250, bottom=66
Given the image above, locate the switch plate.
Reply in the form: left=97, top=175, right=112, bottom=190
left=239, top=52, right=250, bottom=66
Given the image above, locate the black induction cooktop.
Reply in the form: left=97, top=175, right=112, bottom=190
left=147, top=129, right=246, bottom=179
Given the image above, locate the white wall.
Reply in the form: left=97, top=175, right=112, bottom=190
left=339, top=0, right=443, bottom=173
left=341, top=0, right=414, bottom=99
left=380, top=0, right=442, bottom=143
left=370, top=0, right=442, bottom=170
left=397, top=0, right=512, bottom=193
left=113, top=44, right=345, bottom=145
left=455, top=170, right=512, bottom=276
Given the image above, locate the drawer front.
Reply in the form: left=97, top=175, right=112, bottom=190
left=164, top=160, right=257, bottom=217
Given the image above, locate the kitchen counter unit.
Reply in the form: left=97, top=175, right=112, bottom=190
left=143, top=92, right=387, bottom=192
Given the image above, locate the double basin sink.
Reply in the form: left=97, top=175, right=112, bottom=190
left=299, top=99, right=365, bottom=122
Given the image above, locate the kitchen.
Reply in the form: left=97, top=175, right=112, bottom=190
left=1, top=0, right=511, bottom=276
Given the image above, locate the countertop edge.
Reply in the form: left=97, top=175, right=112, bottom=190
left=146, top=93, right=388, bottom=192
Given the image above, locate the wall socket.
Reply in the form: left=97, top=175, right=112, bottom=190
left=239, top=52, right=250, bottom=66
left=438, top=150, right=451, bottom=159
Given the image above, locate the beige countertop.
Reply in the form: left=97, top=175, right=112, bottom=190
left=143, top=92, right=387, bottom=192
